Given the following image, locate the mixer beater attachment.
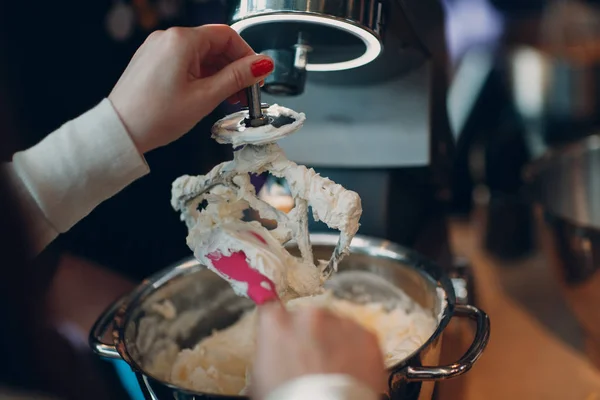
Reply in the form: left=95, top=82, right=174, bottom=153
left=171, top=85, right=362, bottom=291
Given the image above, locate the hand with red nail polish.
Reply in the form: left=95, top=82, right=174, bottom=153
left=108, top=24, right=274, bottom=154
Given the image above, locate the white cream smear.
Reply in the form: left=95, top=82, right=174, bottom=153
left=211, top=104, right=306, bottom=147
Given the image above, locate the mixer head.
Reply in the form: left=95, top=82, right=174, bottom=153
left=227, top=0, right=384, bottom=95
left=227, top=0, right=447, bottom=96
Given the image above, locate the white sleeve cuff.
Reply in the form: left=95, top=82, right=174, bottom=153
left=0, top=162, right=59, bottom=254
left=11, top=98, right=150, bottom=233
left=265, top=374, right=379, bottom=400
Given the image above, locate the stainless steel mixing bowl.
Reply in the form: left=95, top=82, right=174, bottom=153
left=89, top=234, right=490, bottom=400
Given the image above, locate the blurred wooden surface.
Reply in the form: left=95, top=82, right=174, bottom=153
left=436, top=212, right=600, bottom=399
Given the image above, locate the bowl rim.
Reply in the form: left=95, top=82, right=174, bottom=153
left=111, top=233, right=457, bottom=398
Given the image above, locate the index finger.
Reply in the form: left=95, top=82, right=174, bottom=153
left=192, top=24, right=255, bottom=61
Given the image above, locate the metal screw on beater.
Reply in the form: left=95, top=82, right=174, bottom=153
left=243, top=84, right=270, bottom=128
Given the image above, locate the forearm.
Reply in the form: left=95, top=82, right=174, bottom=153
left=264, top=374, right=379, bottom=400
left=1, top=99, right=150, bottom=255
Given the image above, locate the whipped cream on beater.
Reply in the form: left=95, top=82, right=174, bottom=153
left=211, top=104, right=306, bottom=147
left=171, top=142, right=362, bottom=300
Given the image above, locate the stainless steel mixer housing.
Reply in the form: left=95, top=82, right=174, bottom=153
left=227, top=0, right=446, bottom=96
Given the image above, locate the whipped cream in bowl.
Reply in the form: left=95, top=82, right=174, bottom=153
left=89, top=233, right=492, bottom=400
left=127, top=234, right=451, bottom=395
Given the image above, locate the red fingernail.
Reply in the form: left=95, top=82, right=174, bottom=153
left=251, top=58, right=274, bottom=77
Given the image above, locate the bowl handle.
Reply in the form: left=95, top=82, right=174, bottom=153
left=89, top=294, right=130, bottom=360
left=399, top=304, right=490, bottom=381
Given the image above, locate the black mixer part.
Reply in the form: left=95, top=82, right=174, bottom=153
left=260, top=32, right=312, bottom=96
left=261, top=49, right=307, bottom=96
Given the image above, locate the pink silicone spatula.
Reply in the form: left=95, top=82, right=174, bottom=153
left=207, top=231, right=279, bottom=305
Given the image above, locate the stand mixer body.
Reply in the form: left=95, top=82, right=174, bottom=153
left=226, top=0, right=455, bottom=269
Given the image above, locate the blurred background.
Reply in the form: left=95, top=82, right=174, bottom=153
left=3, top=0, right=600, bottom=398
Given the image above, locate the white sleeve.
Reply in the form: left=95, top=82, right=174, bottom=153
left=1, top=98, right=150, bottom=255
left=264, top=374, right=379, bottom=400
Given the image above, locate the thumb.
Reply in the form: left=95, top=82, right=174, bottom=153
left=203, top=54, right=274, bottom=105
left=257, top=300, right=289, bottom=331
